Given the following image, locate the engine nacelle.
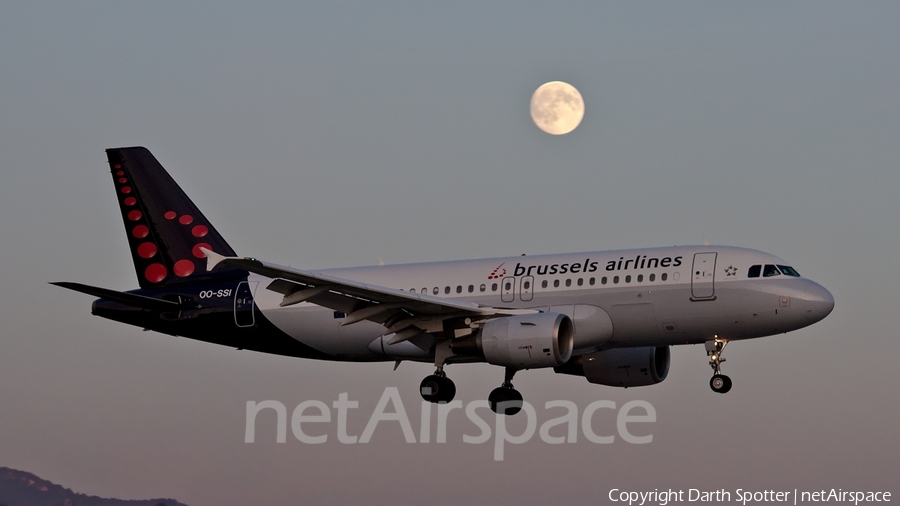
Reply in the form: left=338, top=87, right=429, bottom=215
left=554, top=346, right=670, bottom=387
left=451, top=313, right=574, bottom=368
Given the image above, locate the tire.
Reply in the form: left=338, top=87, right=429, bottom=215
left=436, top=376, right=456, bottom=403
left=719, top=375, right=732, bottom=393
left=710, top=374, right=732, bottom=394
left=421, top=375, right=456, bottom=403
left=489, top=387, right=523, bottom=415
left=420, top=375, right=442, bottom=403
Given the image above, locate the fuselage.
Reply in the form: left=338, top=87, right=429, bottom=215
left=95, top=245, right=833, bottom=364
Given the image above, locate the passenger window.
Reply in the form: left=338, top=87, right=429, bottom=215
left=468, top=285, right=474, bottom=293
left=456, top=285, right=462, bottom=294
left=602, top=277, right=607, bottom=285
left=625, top=275, right=631, bottom=283
left=445, top=286, right=451, bottom=294
left=491, top=283, right=498, bottom=291
left=541, top=280, right=548, bottom=288
left=748, top=265, right=761, bottom=278
left=504, top=281, right=512, bottom=291
left=553, top=280, right=560, bottom=288
left=589, top=277, right=595, bottom=286
left=433, top=287, right=439, bottom=295
left=480, top=284, right=486, bottom=292
left=637, top=274, right=643, bottom=282
left=661, top=273, right=667, bottom=281
left=565, top=279, right=571, bottom=287
left=763, top=265, right=781, bottom=277
left=422, top=288, right=427, bottom=294
left=649, top=273, right=655, bottom=282
left=777, top=265, right=800, bottom=277
left=613, top=276, right=619, bottom=284
left=524, top=281, right=531, bottom=290
left=577, top=278, right=583, bottom=286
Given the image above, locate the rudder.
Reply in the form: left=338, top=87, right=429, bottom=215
left=107, top=147, right=240, bottom=288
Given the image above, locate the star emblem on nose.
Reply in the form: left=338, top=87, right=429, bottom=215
left=725, top=265, right=737, bottom=276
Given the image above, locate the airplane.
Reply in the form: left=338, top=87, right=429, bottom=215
left=54, top=147, right=835, bottom=415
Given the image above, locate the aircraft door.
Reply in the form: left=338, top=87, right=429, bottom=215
left=234, top=281, right=258, bottom=327
left=520, top=276, right=534, bottom=301
left=501, top=277, right=516, bottom=303
left=691, top=252, right=717, bottom=300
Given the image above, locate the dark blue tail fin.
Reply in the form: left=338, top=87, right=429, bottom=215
left=107, top=147, right=240, bottom=288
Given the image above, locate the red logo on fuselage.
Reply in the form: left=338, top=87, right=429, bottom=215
left=487, top=263, right=507, bottom=280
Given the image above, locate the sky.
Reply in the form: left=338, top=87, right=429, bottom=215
left=1, top=2, right=898, bottom=505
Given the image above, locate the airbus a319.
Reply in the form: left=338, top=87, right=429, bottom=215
left=55, top=147, right=834, bottom=415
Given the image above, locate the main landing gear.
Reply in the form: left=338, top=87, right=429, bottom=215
left=488, top=367, right=523, bottom=416
left=706, top=337, right=732, bottom=394
left=420, top=340, right=457, bottom=403
left=418, top=363, right=524, bottom=416
left=419, top=371, right=456, bottom=404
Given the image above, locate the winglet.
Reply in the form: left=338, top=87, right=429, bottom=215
left=201, top=247, right=227, bottom=272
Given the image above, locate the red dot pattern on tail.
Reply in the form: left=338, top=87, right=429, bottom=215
left=145, top=263, right=167, bottom=283
left=132, top=225, right=149, bottom=238
left=137, top=242, right=158, bottom=259
left=174, top=259, right=195, bottom=277
left=115, top=161, right=167, bottom=283
left=192, top=243, right=212, bottom=258
left=114, top=157, right=220, bottom=285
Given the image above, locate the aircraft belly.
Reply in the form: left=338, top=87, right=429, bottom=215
left=257, top=304, right=384, bottom=359
left=606, top=302, right=661, bottom=346
left=251, top=279, right=383, bottom=360
left=598, top=285, right=768, bottom=345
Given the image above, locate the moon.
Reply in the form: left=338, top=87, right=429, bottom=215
left=530, top=81, right=585, bottom=135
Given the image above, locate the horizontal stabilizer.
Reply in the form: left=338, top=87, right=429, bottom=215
left=50, top=282, right=184, bottom=311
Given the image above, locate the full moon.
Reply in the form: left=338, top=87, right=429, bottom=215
left=530, top=81, right=584, bottom=135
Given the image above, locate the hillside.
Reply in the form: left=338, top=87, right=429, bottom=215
left=0, top=467, right=188, bottom=506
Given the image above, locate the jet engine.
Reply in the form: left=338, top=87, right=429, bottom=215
left=554, top=346, right=670, bottom=387
left=451, top=313, right=574, bottom=368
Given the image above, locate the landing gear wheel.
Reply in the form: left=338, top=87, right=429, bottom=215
left=705, top=338, right=732, bottom=394
left=488, top=386, right=523, bottom=415
left=420, top=375, right=456, bottom=403
left=710, top=374, right=732, bottom=394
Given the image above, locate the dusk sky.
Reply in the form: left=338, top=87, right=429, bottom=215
left=1, top=2, right=897, bottom=505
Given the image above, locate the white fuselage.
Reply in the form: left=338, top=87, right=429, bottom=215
left=250, top=245, right=834, bottom=362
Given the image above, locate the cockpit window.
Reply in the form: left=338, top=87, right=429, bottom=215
left=763, top=264, right=781, bottom=277
left=748, top=265, right=761, bottom=278
left=777, top=265, right=800, bottom=277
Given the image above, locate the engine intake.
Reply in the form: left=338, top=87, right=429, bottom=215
left=555, top=346, right=670, bottom=387
left=451, top=313, right=574, bottom=368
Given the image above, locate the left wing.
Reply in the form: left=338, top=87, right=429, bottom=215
left=203, top=249, right=533, bottom=343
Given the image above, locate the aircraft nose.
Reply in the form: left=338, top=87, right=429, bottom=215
left=801, top=280, right=835, bottom=322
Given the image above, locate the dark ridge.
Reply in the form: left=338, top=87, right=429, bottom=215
left=0, top=467, right=188, bottom=506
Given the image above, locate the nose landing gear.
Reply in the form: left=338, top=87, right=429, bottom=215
left=706, top=338, right=732, bottom=394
